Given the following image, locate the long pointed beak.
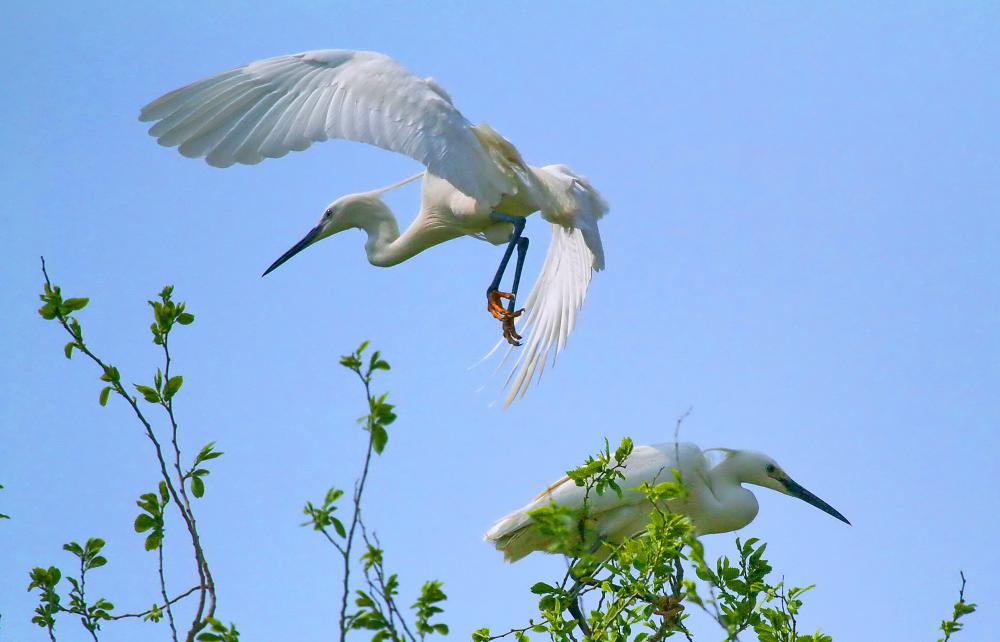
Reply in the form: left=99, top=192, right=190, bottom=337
left=262, top=224, right=323, bottom=277
left=781, top=477, right=851, bottom=525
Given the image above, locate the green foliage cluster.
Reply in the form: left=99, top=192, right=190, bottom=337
left=937, top=573, right=976, bottom=642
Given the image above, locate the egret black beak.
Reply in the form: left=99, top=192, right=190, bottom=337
left=781, top=477, right=851, bottom=525
left=262, top=224, right=323, bottom=277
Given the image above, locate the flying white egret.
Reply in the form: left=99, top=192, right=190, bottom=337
left=139, top=49, right=607, bottom=405
left=486, top=442, right=850, bottom=562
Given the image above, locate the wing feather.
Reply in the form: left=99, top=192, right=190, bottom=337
left=489, top=165, right=608, bottom=406
left=205, top=91, right=284, bottom=166
left=176, top=86, right=271, bottom=158
left=497, top=224, right=595, bottom=405
left=140, top=49, right=512, bottom=203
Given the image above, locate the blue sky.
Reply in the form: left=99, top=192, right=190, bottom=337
left=2, top=2, right=998, bottom=640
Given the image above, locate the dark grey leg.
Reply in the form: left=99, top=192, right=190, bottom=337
left=486, top=212, right=526, bottom=296
left=486, top=213, right=529, bottom=345
left=507, top=236, right=530, bottom=314
left=567, top=581, right=591, bottom=637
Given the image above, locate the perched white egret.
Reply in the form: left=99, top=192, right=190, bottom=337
left=139, top=49, right=607, bottom=405
left=486, top=442, right=850, bottom=562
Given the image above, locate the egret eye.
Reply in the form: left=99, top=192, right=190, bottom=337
left=765, top=464, right=776, bottom=474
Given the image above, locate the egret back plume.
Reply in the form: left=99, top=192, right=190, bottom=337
left=371, top=172, right=424, bottom=196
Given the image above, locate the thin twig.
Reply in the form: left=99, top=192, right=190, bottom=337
left=483, top=623, right=539, bottom=642
left=157, top=541, right=178, bottom=641
left=107, top=586, right=203, bottom=620
left=161, top=334, right=216, bottom=637
left=78, top=557, right=100, bottom=642
left=339, top=369, right=379, bottom=642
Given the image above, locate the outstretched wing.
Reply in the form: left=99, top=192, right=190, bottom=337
left=139, top=49, right=513, bottom=204
left=493, top=166, right=608, bottom=406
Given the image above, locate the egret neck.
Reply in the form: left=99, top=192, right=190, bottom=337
left=701, top=457, right=761, bottom=534
left=334, top=194, right=458, bottom=268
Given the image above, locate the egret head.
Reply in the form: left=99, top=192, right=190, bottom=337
left=261, top=193, right=378, bottom=276
left=729, top=451, right=851, bottom=526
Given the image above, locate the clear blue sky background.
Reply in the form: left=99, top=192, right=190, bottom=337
left=2, top=2, right=998, bottom=640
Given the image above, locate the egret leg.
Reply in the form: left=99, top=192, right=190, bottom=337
left=566, top=581, right=592, bottom=637
left=507, top=236, right=530, bottom=314
left=486, top=212, right=529, bottom=346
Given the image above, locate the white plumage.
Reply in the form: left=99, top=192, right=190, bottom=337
left=140, top=50, right=511, bottom=204
left=139, top=49, right=606, bottom=405
left=485, top=442, right=850, bottom=562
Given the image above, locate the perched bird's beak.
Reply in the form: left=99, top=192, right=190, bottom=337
left=262, top=224, right=323, bottom=276
left=780, top=476, right=851, bottom=525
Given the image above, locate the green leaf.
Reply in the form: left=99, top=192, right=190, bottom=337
left=177, top=312, right=195, bottom=325
left=63, top=541, right=84, bottom=556
left=64, top=342, right=75, bottom=359
left=191, top=476, right=205, bottom=498
left=62, top=298, right=89, bottom=312
left=371, top=424, right=388, bottom=454
left=614, top=436, right=633, bottom=463
left=163, top=376, right=183, bottom=400
left=100, top=366, right=120, bottom=383
left=530, top=581, right=555, bottom=594
left=144, top=533, right=162, bottom=551
left=134, top=514, right=155, bottom=533
left=193, top=442, right=222, bottom=466
left=134, top=384, right=160, bottom=403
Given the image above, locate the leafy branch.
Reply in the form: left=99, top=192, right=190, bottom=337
left=938, top=572, right=976, bottom=642
left=302, top=342, right=447, bottom=642
left=33, top=259, right=233, bottom=642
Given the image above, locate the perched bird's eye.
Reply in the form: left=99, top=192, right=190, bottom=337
left=765, top=464, right=776, bottom=474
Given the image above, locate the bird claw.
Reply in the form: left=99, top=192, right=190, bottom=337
left=487, top=290, right=513, bottom=320
left=487, top=290, right=523, bottom=346
left=501, top=312, right=523, bottom=346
